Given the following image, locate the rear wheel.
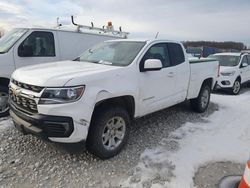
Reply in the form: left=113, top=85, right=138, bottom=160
left=231, top=79, right=241, bottom=95
left=0, top=86, right=9, bottom=118
left=86, top=106, right=130, bottom=159
left=191, top=84, right=211, bottom=113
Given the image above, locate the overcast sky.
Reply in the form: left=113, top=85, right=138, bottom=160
left=0, top=0, right=250, bottom=46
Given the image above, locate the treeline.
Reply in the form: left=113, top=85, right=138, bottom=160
left=183, top=41, right=247, bottom=50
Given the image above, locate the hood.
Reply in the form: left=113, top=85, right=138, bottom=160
left=220, top=66, right=236, bottom=73
left=12, top=60, right=120, bottom=87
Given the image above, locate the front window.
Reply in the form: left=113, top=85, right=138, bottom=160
left=79, top=41, right=146, bottom=66
left=18, top=31, right=55, bottom=57
left=209, top=55, right=240, bottom=67
left=0, top=28, right=28, bottom=53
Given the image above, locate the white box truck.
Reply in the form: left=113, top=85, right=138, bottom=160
left=0, top=17, right=128, bottom=117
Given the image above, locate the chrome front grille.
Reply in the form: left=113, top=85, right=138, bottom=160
left=11, top=79, right=44, bottom=93
left=9, top=89, right=38, bottom=114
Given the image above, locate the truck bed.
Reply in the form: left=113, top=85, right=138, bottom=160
left=187, top=58, right=219, bottom=100
left=189, top=58, right=217, bottom=64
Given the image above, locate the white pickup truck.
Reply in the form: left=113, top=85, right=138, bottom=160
left=9, top=39, right=219, bottom=159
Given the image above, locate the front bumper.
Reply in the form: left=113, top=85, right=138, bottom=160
left=10, top=103, right=74, bottom=138
left=8, top=81, right=93, bottom=143
left=215, top=75, right=236, bottom=89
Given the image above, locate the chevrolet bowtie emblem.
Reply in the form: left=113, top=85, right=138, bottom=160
left=13, top=88, right=21, bottom=96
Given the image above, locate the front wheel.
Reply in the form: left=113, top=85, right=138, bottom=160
left=0, top=86, right=9, bottom=118
left=86, top=106, right=130, bottom=159
left=231, top=79, right=241, bottom=95
left=190, top=84, right=211, bottom=113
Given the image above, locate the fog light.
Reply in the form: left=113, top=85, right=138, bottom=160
left=61, top=122, right=70, bottom=132
left=221, top=81, right=230, bottom=85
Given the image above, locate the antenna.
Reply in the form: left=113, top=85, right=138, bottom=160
left=155, top=32, right=159, bottom=39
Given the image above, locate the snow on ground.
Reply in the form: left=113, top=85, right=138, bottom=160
left=124, top=90, right=250, bottom=188
left=0, top=117, right=12, bottom=132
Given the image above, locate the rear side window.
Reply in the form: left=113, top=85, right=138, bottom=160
left=18, top=31, right=55, bottom=57
left=167, top=43, right=185, bottom=66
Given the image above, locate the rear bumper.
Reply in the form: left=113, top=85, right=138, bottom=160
left=9, top=104, right=74, bottom=139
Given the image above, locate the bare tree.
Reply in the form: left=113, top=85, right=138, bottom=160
left=183, top=41, right=247, bottom=51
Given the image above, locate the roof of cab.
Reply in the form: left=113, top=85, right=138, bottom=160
left=105, top=38, right=182, bottom=44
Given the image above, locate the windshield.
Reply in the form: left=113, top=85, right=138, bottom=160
left=79, top=41, right=146, bottom=66
left=0, top=28, right=28, bottom=53
left=209, top=55, right=240, bottom=67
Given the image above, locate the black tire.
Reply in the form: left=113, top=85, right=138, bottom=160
left=86, top=106, right=130, bottom=159
left=190, top=84, right=211, bottom=113
left=0, top=86, right=9, bottom=118
left=230, top=79, right=241, bottom=95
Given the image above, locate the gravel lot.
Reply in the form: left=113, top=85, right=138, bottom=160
left=0, top=101, right=218, bottom=188
left=194, top=161, right=244, bottom=188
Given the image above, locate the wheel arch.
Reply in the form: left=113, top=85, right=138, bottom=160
left=94, top=95, right=135, bottom=119
left=202, top=77, right=213, bottom=89
left=236, top=76, right=241, bottom=83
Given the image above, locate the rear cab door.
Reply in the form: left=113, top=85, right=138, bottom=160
left=167, top=42, right=189, bottom=102
left=13, top=30, right=60, bottom=69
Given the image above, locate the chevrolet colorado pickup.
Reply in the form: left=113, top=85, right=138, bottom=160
left=9, top=39, right=219, bottom=159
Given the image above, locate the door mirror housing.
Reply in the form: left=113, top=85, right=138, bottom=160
left=142, top=59, right=162, bottom=72
left=18, top=45, right=33, bottom=57
left=242, top=62, right=248, bottom=68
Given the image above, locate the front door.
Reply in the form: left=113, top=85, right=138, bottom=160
left=13, top=31, right=59, bottom=69
left=138, top=43, right=177, bottom=116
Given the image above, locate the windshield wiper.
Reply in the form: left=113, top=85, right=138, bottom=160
left=98, top=60, right=112, bottom=65
left=78, top=59, right=113, bottom=65
left=73, top=57, right=80, bottom=61
left=79, top=59, right=99, bottom=64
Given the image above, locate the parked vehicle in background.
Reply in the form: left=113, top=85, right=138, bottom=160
left=186, top=46, right=221, bottom=58
left=0, top=18, right=128, bottom=117
left=210, top=52, right=250, bottom=95
left=9, top=39, right=218, bottom=159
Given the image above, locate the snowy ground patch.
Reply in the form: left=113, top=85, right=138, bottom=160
left=124, top=90, right=250, bottom=188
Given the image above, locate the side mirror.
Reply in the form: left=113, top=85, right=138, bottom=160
left=18, top=45, right=33, bottom=57
left=242, top=62, right=248, bottom=68
left=143, top=59, right=162, bottom=72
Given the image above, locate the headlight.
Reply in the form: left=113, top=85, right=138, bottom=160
left=220, top=71, right=235, bottom=76
left=39, top=86, right=85, bottom=104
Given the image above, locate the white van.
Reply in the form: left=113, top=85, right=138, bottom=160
left=0, top=21, right=128, bottom=117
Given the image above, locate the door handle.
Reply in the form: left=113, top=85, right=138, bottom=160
left=167, top=72, right=174, bottom=77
